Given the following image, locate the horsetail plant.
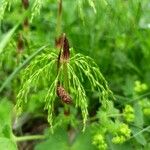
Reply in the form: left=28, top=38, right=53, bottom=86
left=15, top=34, right=114, bottom=132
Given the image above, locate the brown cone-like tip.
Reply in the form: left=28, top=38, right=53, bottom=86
left=57, top=84, right=72, bottom=104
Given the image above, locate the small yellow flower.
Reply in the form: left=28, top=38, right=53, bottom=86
left=123, top=105, right=134, bottom=122
left=134, top=80, right=148, bottom=93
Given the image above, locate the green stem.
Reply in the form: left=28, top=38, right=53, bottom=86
left=14, top=135, right=46, bottom=142
left=56, top=0, right=62, bottom=38
left=63, top=62, right=69, bottom=113
left=63, top=62, right=69, bottom=91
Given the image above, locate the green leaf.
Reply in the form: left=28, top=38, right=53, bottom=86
left=0, top=24, right=18, bottom=54
left=34, top=128, right=69, bottom=150
left=0, top=100, right=13, bottom=136
left=134, top=103, right=143, bottom=126
left=132, top=102, right=146, bottom=145
left=0, top=137, right=17, bottom=150
left=109, top=143, right=133, bottom=150
left=35, top=126, right=96, bottom=150
left=107, top=135, right=133, bottom=150
left=131, top=127, right=147, bottom=145
left=2, top=125, right=12, bottom=139
left=72, top=128, right=96, bottom=150
left=0, top=100, right=16, bottom=149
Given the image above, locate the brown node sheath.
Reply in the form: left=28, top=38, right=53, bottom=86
left=22, top=0, right=29, bottom=10
left=17, top=33, right=24, bottom=52
left=23, top=17, right=29, bottom=29
left=56, top=33, right=70, bottom=61
left=57, top=84, right=72, bottom=104
left=56, top=34, right=70, bottom=73
left=62, top=34, right=70, bottom=60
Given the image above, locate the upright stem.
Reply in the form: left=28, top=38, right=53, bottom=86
left=55, top=0, right=70, bottom=114
left=56, top=0, right=62, bottom=38
left=63, top=61, right=69, bottom=113
left=63, top=62, right=69, bottom=91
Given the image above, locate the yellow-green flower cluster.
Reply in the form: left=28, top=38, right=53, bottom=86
left=112, top=123, right=131, bottom=144
left=92, top=134, right=107, bottom=150
left=139, top=99, right=150, bottom=116
left=143, top=108, right=150, bottom=115
left=134, top=81, right=148, bottom=93
left=123, top=105, right=134, bottom=122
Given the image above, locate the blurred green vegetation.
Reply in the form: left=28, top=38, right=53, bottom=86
left=0, top=0, right=150, bottom=150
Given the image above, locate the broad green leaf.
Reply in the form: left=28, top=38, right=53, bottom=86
left=134, top=102, right=143, bottom=127
left=108, top=143, right=133, bottom=150
left=132, top=102, right=146, bottom=145
left=0, top=137, right=17, bottom=150
left=107, top=136, right=133, bottom=150
left=0, top=100, right=16, bottom=149
left=35, top=127, right=96, bottom=150
left=2, top=125, right=12, bottom=139
left=71, top=128, right=96, bottom=150
left=34, top=128, right=68, bottom=150
left=131, top=127, right=147, bottom=146
left=0, top=100, right=13, bottom=135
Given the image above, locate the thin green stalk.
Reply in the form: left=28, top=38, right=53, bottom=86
left=56, top=0, right=62, bottom=38
left=63, top=62, right=69, bottom=91
left=63, top=62, right=69, bottom=113
left=14, top=135, right=46, bottom=142
left=0, top=45, right=49, bottom=93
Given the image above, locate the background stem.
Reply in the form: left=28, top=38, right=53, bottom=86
left=14, top=135, right=46, bottom=142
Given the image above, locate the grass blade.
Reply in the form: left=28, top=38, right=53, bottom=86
left=0, top=45, right=49, bottom=92
left=0, top=24, right=18, bottom=54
